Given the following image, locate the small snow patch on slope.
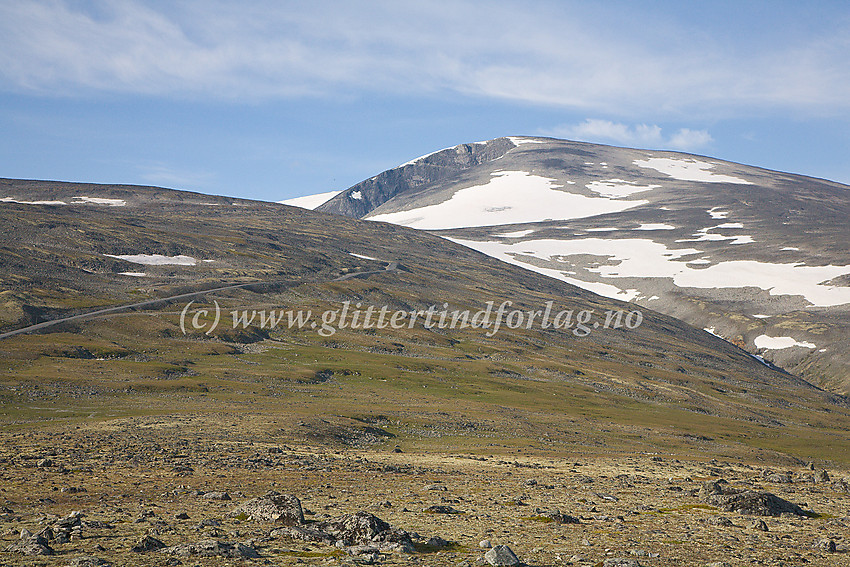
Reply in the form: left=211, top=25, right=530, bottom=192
left=494, top=229, right=536, bottom=238
left=349, top=252, right=378, bottom=261
left=106, top=254, right=197, bottom=266
left=635, top=158, right=753, bottom=184
left=754, top=335, right=817, bottom=350
left=635, top=223, right=675, bottom=230
left=507, top=136, right=545, bottom=145
left=350, top=190, right=363, bottom=200
left=279, top=191, right=341, bottom=210
left=366, top=170, right=647, bottom=230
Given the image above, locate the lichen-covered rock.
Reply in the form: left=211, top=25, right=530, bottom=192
left=162, top=539, right=259, bottom=558
left=270, top=510, right=415, bottom=553
left=130, top=535, right=166, bottom=553
left=230, top=491, right=304, bottom=525
left=6, top=533, right=54, bottom=556
left=318, top=511, right=391, bottom=546
left=270, top=525, right=336, bottom=545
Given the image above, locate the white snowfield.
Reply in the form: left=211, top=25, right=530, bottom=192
left=73, top=196, right=126, bottom=206
left=366, top=171, right=647, bottom=229
left=278, top=190, right=341, bottom=210
left=1, top=197, right=67, bottom=205
left=586, top=179, right=661, bottom=199
left=349, top=252, right=378, bottom=261
left=450, top=237, right=850, bottom=307
left=1, top=196, right=127, bottom=206
left=350, top=190, right=363, bottom=200
left=754, top=335, right=817, bottom=350
left=105, top=254, right=197, bottom=266
left=635, top=158, right=753, bottom=185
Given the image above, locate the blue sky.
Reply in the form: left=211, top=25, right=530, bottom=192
left=1, top=0, right=849, bottom=202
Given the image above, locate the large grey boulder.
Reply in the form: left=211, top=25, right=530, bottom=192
left=701, top=480, right=806, bottom=516
left=484, top=544, right=520, bottom=566
left=230, top=491, right=304, bottom=525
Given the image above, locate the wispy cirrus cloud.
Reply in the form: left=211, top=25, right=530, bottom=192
left=137, top=163, right=215, bottom=190
left=542, top=119, right=713, bottom=151
left=1, top=0, right=849, bottom=118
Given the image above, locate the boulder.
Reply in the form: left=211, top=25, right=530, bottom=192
left=130, top=535, right=166, bottom=553
left=484, top=544, right=520, bottom=566
left=230, top=492, right=304, bottom=525
left=162, top=539, right=259, bottom=558
left=6, top=533, right=54, bottom=556
left=701, top=480, right=806, bottom=516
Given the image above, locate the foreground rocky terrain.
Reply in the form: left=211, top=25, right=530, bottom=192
left=2, top=415, right=849, bottom=567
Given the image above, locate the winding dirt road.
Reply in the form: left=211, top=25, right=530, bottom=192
left=0, top=260, right=398, bottom=340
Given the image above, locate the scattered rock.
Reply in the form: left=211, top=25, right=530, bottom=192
left=815, top=539, right=837, bottom=553
left=603, top=559, right=641, bottom=567
left=750, top=519, right=769, bottom=532
left=230, top=491, right=303, bottom=525
left=201, top=491, right=231, bottom=501
left=707, top=516, right=734, bottom=527
left=479, top=539, right=492, bottom=549
left=425, top=536, right=449, bottom=549
left=68, top=556, right=110, bottom=567
left=131, top=535, right=166, bottom=553
left=271, top=510, right=415, bottom=553
left=764, top=472, right=792, bottom=483
left=532, top=508, right=581, bottom=524
left=815, top=470, right=831, bottom=483
left=423, top=505, right=461, bottom=514
left=162, top=539, right=260, bottom=558
left=484, top=544, right=520, bottom=566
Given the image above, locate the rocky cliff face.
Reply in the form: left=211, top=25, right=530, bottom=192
left=317, top=137, right=516, bottom=217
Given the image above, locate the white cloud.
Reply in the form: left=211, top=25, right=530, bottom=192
left=138, top=163, right=214, bottom=189
left=1, top=1, right=849, bottom=116
left=543, top=119, right=713, bottom=151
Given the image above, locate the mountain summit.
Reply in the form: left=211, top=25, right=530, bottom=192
left=317, top=136, right=850, bottom=391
